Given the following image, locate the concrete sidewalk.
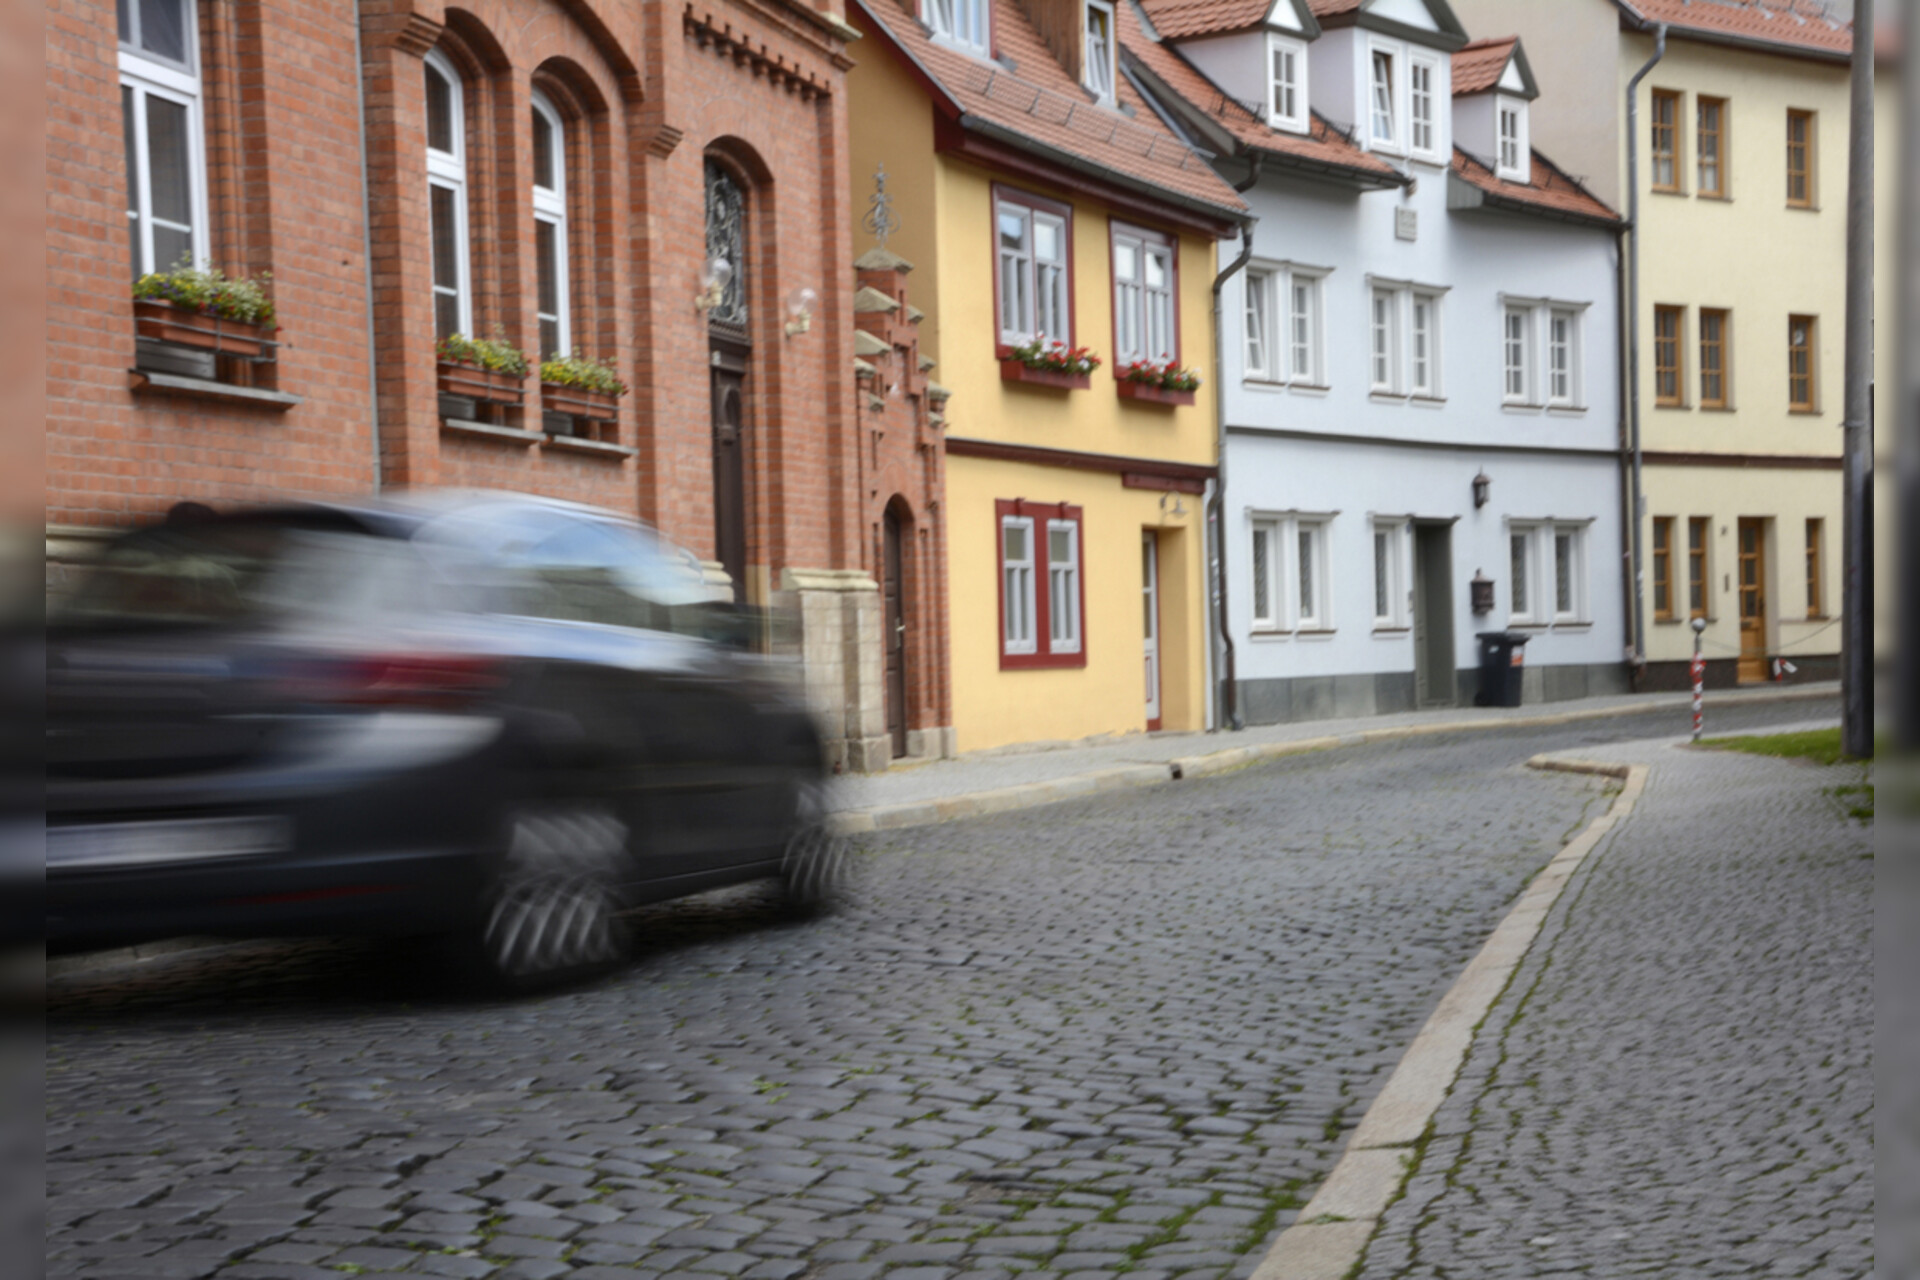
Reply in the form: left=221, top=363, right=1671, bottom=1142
left=827, top=682, right=1839, bottom=833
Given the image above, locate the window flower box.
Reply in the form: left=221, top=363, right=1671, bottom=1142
left=1116, top=380, right=1195, bottom=407
left=133, top=298, right=277, bottom=359
left=1000, top=359, right=1090, bottom=390
left=542, top=384, right=619, bottom=421
left=438, top=360, right=526, bottom=407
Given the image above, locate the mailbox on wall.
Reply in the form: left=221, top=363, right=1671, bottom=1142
left=1470, top=570, right=1495, bottom=616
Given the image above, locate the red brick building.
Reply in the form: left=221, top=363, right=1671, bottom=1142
left=47, top=0, right=945, bottom=769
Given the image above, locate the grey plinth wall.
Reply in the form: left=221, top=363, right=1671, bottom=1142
left=774, top=567, right=892, bottom=774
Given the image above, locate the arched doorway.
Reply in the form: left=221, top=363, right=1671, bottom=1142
left=883, top=500, right=912, bottom=758
left=705, top=159, right=750, bottom=603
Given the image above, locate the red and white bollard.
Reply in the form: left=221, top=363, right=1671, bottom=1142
left=1690, top=617, right=1707, bottom=742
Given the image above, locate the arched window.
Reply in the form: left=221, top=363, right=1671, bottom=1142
left=424, top=48, right=470, bottom=339
left=119, top=0, right=209, bottom=276
left=530, top=90, right=569, bottom=359
left=704, top=160, right=748, bottom=334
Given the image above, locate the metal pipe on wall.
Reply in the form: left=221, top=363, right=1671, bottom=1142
left=1840, top=0, right=1875, bottom=757
left=1208, top=157, right=1261, bottom=733
left=1622, top=23, right=1667, bottom=672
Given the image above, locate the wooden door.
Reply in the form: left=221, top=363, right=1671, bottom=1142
left=1412, top=523, right=1455, bottom=707
left=710, top=350, right=748, bottom=604
left=1142, top=532, right=1161, bottom=729
left=883, top=507, right=909, bottom=759
left=1737, top=518, right=1767, bottom=682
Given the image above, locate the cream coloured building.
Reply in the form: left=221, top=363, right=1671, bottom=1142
left=1452, top=0, right=1855, bottom=688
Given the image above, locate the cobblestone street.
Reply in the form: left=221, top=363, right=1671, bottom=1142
left=46, top=700, right=1850, bottom=1280
left=1358, top=730, right=1874, bottom=1280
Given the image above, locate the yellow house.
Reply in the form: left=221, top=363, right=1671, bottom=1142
left=1451, top=0, right=1855, bottom=689
left=847, top=0, right=1248, bottom=751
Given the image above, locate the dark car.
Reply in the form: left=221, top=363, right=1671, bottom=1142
left=44, top=492, right=846, bottom=986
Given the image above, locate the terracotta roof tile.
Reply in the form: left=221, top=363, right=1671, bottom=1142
left=855, top=0, right=1248, bottom=220
left=1119, top=3, right=1400, bottom=182
left=1451, top=36, right=1515, bottom=95
left=1136, top=0, right=1271, bottom=40
left=1451, top=146, right=1621, bottom=226
left=1619, top=0, right=1853, bottom=58
left=1304, top=0, right=1362, bottom=15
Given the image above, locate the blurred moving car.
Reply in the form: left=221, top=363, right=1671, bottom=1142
left=44, top=492, right=846, bottom=986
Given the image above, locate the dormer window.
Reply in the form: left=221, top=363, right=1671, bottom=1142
left=1267, top=34, right=1307, bottom=133
left=1084, top=0, right=1115, bottom=103
left=1370, top=50, right=1397, bottom=147
left=925, top=0, right=988, bottom=57
left=1409, top=61, right=1434, bottom=153
left=1496, top=96, right=1528, bottom=182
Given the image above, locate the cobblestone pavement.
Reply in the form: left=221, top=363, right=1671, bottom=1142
left=46, top=700, right=1829, bottom=1280
left=1358, top=729, right=1873, bottom=1280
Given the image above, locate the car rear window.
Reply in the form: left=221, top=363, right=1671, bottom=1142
left=53, top=515, right=430, bottom=629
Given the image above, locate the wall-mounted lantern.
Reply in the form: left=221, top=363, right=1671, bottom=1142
left=1470, top=569, right=1495, bottom=615
left=695, top=256, right=733, bottom=314
left=1471, top=470, right=1491, bottom=509
left=784, top=286, right=818, bottom=338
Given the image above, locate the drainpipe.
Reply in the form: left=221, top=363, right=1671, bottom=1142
left=350, top=4, right=382, bottom=494
left=1208, top=156, right=1261, bottom=732
left=1622, top=24, right=1666, bottom=673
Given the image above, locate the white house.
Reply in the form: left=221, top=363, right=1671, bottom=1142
left=1125, top=0, right=1629, bottom=723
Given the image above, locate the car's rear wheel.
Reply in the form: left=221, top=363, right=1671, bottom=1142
left=474, top=804, right=631, bottom=990
left=780, top=807, right=852, bottom=915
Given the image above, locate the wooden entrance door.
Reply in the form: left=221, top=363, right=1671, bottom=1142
left=1737, top=518, right=1767, bottom=682
left=1412, top=523, right=1456, bottom=707
left=1142, top=532, right=1162, bottom=729
left=883, top=507, right=909, bottom=758
left=710, top=347, right=748, bottom=604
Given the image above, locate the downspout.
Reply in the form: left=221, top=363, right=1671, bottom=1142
left=1622, top=23, right=1666, bottom=672
left=1209, top=156, right=1261, bottom=732
left=351, top=4, right=382, bottom=494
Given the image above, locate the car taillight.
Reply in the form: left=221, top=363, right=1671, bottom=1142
left=287, top=655, right=503, bottom=708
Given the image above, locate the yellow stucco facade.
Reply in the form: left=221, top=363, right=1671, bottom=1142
left=848, top=30, right=1224, bottom=753
left=1626, top=33, right=1849, bottom=681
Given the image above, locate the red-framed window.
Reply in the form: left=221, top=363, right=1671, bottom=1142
left=996, top=499, right=1086, bottom=669
left=1110, top=220, right=1178, bottom=367
left=992, top=185, right=1074, bottom=353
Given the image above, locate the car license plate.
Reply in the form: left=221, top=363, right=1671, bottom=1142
left=46, top=816, right=292, bottom=870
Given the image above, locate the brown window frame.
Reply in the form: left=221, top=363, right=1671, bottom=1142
left=1650, top=89, right=1682, bottom=193
left=995, top=499, right=1088, bottom=670
left=1687, top=517, right=1710, bottom=620
left=1786, top=109, right=1815, bottom=208
left=1696, top=95, right=1728, bottom=198
left=1788, top=314, right=1817, bottom=412
left=1652, top=516, right=1675, bottom=621
left=1805, top=518, right=1824, bottom=617
left=991, top=184, right=1077, bottom=357
left=1653, top=305, right=1685, bottom=407
left=1698, top=307, right=1730, bottom=409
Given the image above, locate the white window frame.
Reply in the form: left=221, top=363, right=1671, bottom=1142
left=425, top=48, right=472, bottom=340
left=925, top=0, right=989, bottom=57
left=1243, top=262, right=1326, bottom=388
left=996, top=193, right=1070, bottom=348
left=1369, top=46, right=1399, bottom=152
left=1507, top=521, right=1591, bottom=626
left=1408, top=53, right=1444, bottom=163
left=1267, top=34, right=1308, bottom=134
left=1113, top=225, right=1176, bottom=366
left=1084, top=0, right=1116, bottom=104
left=1370, top=286, right=1399, bottom=392
left=1046, top=518, right=1083, bottom=654
left=1547, top=307, right=1581, bottom=407
left=1371, top=518, right=1410, bottom=628
left=1369, top=278, right=1446, bottom=398
left=530, top=89, right=570, bottom=360
left=1410, top=289, right=1442, bottom=397
left=1508, top=521, right=1541, bottom=625
left=120, top=0, right=210, bottom=278
left=1496, top=95, right=1530, bottom=182
left=1502, top=304, right=1533, bottom=404
left=1001, top=514, right=1038, bottom=655
left=1502, top=296, right=1589, bottom=410
left=1249, top=519, right=1278, bottom=630
left=1249, top=512, right=1335, bottom=634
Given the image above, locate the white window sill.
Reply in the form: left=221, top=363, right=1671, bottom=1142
left=1502, top=400, right=1543, bottom=415
left=1369, top=390, right=1408, bottom=404
left=129, top=369, right=302, bottom=410
left=1372, top=624, right=1411, bottom=637
left=1408, top=394, right=1445, bottom=408
left=1546, top=405, right=1588, bottom=417
left=1248, top=627, right=1336, bottom=642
